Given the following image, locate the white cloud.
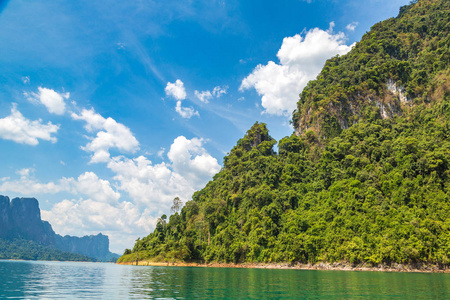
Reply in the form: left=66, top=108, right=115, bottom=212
left=0, top=175, right=72, bottom=195
left=0, top=104, right=59, bottom=145
left=16, top=168, right=33, bottom=177
left=107, top=136, right=220, bottom=208
left=26, top=87, right=69, bottom=115
left=0, top=168, right=148, bottom=252
left=168, top=136, right=220, bottom=186
left=346, top=22, right=359, bottom=32
left=1, top=134, right=220, bottom=253
left=165, top=79, right=187, bottom=100
left=240, top=23, right=354, bottom=116
left=42, top=198, right=157, bottom=253
left=22, top=76, right=30, bottom=84
left=75, top=172, right=121, bottom=204
left=71, top=108, right=139, bottom=163
left=212, top=86, right=227, bottom=97
left=107, top=156, right=191, bottom=208
left=195, top=90, right=213, bottom=103
left=165, top=79, right=201, bottom=118
left=194, top=86, right=228, bottom=104
left=0, top=170, right=119, bottom=203
left=157, top=147, right=165, bottom=158
left=175, top=101, right=199, bottom=119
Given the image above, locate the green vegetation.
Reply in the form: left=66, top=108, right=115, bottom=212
left=119, top=0, right=450, bottom=267
left=293, top=0, right=450, bottom=138
left=0, top=239, right=95, bottom=261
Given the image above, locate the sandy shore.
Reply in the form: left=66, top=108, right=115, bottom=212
left=117, top=261, right=450, bottom=273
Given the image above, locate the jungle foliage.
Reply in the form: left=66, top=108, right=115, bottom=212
left=119, top=0, right=450, bottom=266
left=293, top=0, right=450, bottom=138
left=0, top=239, right=95, bottom=262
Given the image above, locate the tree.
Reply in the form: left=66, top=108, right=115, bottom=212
left=171, top=197, right=183, bottom=214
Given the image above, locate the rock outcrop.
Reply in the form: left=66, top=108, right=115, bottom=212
left=0, top=195, right=119, bottom=261
left=56, top=233, right=119, bottom=262
left=0, top=196, right=56, bottom=245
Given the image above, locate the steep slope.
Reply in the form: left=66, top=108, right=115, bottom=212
left=293, top=0, right=450, bottom=139
left=0, top=196, right=56, bottom=245
left=120, top=0, right=450, bottom=268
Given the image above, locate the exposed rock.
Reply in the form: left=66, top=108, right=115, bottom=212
left=56, top=233, right=119, bottom=262
left=387, top=79, right=413, bottom=104
left=0, top=196, right=56, bottom=245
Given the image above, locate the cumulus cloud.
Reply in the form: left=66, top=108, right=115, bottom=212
left=346, top=22, right=359, bottom=32
left=75, top=172, right=121, bottom=204
left=240, top=23, right=354, bottom=115
left=26, top=87, right=69, bottom=115
left=168, top=136, right=220, bottom=186
left=0, top=170, right=120, bottom=203
left=175, top=101, right=199, bottom=119
left=16, top=168, right=33, bottom=177
left=165, top=79, right=187, bottom=100
left=165, top=79, right=200, bottom=118
left=42, top=198, right=156, bottom=253
left=107, top=156, right=190, bottom=208
left=0, top=176, right=70, bottom=195
left=1, top=134, right=220, bottom=252
left=71, top=108, right=139, bottom=163
left=0, top=104, right=59, bottom=145
left=107, top=136, right=219, bottom=208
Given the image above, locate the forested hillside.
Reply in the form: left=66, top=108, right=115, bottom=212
left=294, top=0, right=450, bottom=138
left=119, top=0, right=450, bottom=267
left=0, top=239, right=95, bottom=262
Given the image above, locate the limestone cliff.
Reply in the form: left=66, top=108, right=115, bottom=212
left=293, top=0, right=450, bottom=140
left=0, top=195, right=119, bottom=261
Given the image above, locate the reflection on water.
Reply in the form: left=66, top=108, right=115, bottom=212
left=0, top=260, right=449, bottom=299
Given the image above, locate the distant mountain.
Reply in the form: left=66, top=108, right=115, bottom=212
left=0, top=195, right=119, bottom=262
left=56, top=234, right=119, bottom=262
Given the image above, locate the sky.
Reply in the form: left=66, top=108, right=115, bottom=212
left=0, top=0, right=410, bottom=253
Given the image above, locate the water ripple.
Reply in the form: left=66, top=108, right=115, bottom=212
left=0, top=261, right=449, bottom=299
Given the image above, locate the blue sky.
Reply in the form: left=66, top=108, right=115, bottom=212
left=0, top=0, right=410, bottom=253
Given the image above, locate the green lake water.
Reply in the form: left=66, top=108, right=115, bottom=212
left=0, top=260, right=449, bottom=299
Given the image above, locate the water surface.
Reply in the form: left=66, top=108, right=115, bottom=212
left=0, top=260, right=448, bottom=299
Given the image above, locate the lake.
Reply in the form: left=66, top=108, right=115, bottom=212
left=0, top=260, right=449, bottom=299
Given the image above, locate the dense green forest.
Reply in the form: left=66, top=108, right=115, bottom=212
left=0, top=239, right=95, bottom=262
left=119, top=0, right=450, bottom=267
left=293, top=0, right=450, bottom=138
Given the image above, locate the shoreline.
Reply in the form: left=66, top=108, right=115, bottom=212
left=117, top=261, right=450, bottom=273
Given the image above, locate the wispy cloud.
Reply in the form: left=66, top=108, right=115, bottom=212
left=346, top=21, right=359, bottom=31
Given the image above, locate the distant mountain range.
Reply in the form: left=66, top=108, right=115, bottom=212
left=0, top=195, right=119, bottom=262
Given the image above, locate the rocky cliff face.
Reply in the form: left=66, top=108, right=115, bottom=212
left=56, top=233, right=118, bottom=261
left=0, top=196, right=56, bottom=245
left=0, top=195, right=118, bottom=261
